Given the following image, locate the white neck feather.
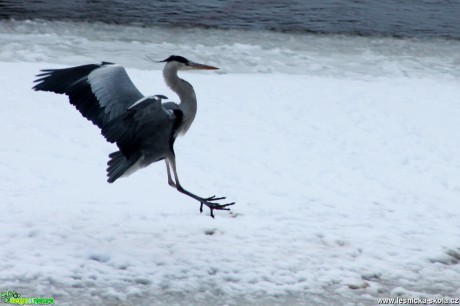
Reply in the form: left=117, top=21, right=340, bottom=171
left=163, top=62, right=197, bottom=135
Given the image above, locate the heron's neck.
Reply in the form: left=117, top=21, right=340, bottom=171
left=163, top=64, right=197, bottom=134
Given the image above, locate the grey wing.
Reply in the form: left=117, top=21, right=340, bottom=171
left=101, top=97, right=181, bottom=160
left=33, top=62, right=144, bottom=129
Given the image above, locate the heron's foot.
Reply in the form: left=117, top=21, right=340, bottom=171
left=199, top=195, right=235, bottom=218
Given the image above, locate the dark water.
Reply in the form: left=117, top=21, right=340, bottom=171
left=1, top=0, right=459, bottom=39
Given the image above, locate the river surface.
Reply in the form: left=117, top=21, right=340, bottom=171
left=1, top=0, right=459, bottom=39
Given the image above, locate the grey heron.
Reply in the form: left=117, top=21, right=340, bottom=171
left=33, top=55, right=234, bottom=218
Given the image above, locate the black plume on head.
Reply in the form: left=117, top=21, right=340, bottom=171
left=161, top=55, right=189, bottom=64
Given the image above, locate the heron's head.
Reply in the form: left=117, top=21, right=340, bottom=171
left=159, top=55, right=219, bottom=71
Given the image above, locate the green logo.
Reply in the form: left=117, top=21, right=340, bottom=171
left=1, top=290, right=54, bottom=305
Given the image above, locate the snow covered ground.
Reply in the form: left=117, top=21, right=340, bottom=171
left=1, top=20, right=460, bottom=305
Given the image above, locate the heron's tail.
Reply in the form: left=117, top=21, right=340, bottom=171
left=107, top=151, right=141, bottom=183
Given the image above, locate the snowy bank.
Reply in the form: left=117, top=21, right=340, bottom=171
left=0, top=60, right=459, bottom=305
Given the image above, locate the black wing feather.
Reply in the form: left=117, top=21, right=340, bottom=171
left=33, top=62, right=113, bottom=128
left=33, top=62, right=144, bottom=129
left=102, top=109, right=142, bottom=159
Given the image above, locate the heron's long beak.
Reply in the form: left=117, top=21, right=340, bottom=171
left=188, top=62, right=219, bottom=70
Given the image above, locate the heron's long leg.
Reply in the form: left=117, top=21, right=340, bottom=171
left=165, top=160, right=176, bottom=188
left=168, top=156, right=235, bottom=218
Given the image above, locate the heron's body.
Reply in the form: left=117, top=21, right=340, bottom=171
left=33, top=55, right=234, bottom=217
left=103, top=94, right=182, bottom=183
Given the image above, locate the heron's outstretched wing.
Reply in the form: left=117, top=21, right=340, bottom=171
left=102, top=97, right=182, bottom=160
left=33, top=62, right=144, bottom=129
